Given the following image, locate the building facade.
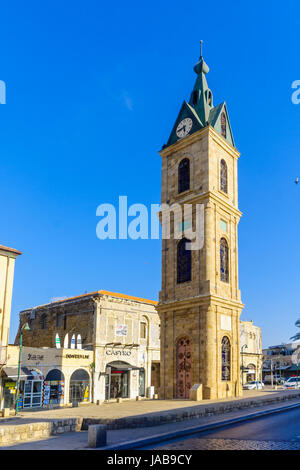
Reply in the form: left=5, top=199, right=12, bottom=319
left=13, top=290, right=160, bottom=407
left=0, top=244, right=21, bottom=364
left=157, top=52, right=244, bottom=400
left=0, top=244, right=21, bottom=410
left=240, top=320, right=262, bottom=384
left=262, top=342, right=300, bottom=382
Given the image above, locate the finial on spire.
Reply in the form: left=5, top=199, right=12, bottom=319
left=200, top=40, right=203, bottom=58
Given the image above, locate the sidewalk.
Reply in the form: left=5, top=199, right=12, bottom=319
left=2, top=396, right=300, bottom=450
left=2, top=387, right=298, bottom=430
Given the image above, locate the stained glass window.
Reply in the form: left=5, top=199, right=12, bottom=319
left=178, top=158, right=190, bottom=194
left=222, top=336, right=231, bottom=381
left=220, top=159, right=228, bottom=193
left=177, top=238, right=191, bottom=283
left=220, top=237, right=229, bottom=283
left=221, top=111, right=227, bottom=138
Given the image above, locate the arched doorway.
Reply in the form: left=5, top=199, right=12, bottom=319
left=246, top=364, right=256, bottom=382
left=176, top=337, right=192, bottom=399
left=45, top=369, right=65, bottom=406
left=69, top=369, right=90, bottom=403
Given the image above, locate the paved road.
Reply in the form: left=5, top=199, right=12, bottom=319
left=148, top=406, right=300, bottom=450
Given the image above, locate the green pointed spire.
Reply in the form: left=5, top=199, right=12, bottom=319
left=189, top=40, right=213, bottom=125
left=165, top=42, right=235, bottom=149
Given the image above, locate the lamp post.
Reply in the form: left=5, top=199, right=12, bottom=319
left=241, top=344, right=248, bottom=387
left=15, top=322, right=30, bottom=415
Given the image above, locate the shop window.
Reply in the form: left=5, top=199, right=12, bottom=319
left=44, top=369, right=65, bottom=406
left=69, top=369, right=90, bottom=404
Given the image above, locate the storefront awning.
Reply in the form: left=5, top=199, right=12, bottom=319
left=1, top=366, right=40, bottom=380
left=108, top=362, right=142, bottom=371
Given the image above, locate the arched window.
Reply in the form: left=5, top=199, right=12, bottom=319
left=220, top=237, right=229, bottom=283
left=221, top=336, right=231, bottom=381
left=220, top=159, right=228, bottom=193
left=177, top=238, right=191, bottom=283
left=178, top=158, right=190, bottom=194
left=140, top=316, right=148, bottom=340
left=221, top=112, right=227, bottom=138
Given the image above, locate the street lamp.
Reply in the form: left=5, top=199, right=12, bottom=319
left=15, top=322, right=30, bottom=415
left=241, top=344, right=248, bottom=387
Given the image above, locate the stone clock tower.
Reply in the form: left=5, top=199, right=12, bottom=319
left=157, top=49, right=244, bottom=400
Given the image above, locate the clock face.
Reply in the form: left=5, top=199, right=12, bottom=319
left=176, top=118, right=193, bottom=138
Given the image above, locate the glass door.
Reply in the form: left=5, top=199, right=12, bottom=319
left=139, top=369, right=145, bottom=397
left=23, top=380, right=42, bottom=408
left=121, top=372, right=129, bottom=398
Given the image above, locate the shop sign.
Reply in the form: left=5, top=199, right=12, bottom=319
left=27, top=353, right=44, bottom=361
left=106, top=349, right=131, bottom=357
left=5, top=382, right=16, bottom=388
left=115, top=324, right=127, bottom=336
left=65, top=354, right=90, bottom=359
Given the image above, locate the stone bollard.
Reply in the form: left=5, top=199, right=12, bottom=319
left=2, top=408, right=10, bottom=418
left=153, top=394, right=158, bottom=400
left=117, top=397, right=122, bottom=403
left=136, top=396, right=141, bottom=401
left=88, top=424, right=107, bottom=448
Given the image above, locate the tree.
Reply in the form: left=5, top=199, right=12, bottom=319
left=290, top=319, right=300, bottom=341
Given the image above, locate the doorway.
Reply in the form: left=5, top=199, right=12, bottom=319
left=176, top=337, right=192, bottom=399
left=23, top=380, right=43, bottom=408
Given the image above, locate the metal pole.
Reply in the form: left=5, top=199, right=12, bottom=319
left=271, top=360, right=273, bottom=388
left=15, top=329, right=23, bottom=415
left=242, top=351, right=244, bottom=387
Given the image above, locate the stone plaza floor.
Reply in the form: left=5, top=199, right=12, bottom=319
left=1, top=393, right=300, bottom=450
left=1, top=386, right=287, bottom=424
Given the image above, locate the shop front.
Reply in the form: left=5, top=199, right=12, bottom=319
left=1, top=366, right=43, bottom=410
left=69, top=369, right=90, bottom=403
left=104, top=361, right=144, bottom=400
left=44, top=369, right=65, bottom=406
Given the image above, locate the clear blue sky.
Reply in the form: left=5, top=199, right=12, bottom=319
left=1, top=0, right=299, bottom=346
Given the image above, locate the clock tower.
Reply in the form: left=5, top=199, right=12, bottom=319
left=157, top=48, right=244, bottom=400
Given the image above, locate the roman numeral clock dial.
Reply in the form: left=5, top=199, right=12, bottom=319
left=176, top=118, right=193, bottom=138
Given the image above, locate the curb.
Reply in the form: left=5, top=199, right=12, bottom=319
left=100, top=401, right=300, bottom=450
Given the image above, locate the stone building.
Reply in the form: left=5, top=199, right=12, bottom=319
left=2, top=344, right=93, bottom=410
left=0, top=244, right=21, bottom=364
left=0, top=244, right=21, bottom=411
left=240, top=320, right=262, bottom=384
left=15, top=290, right=160, bottom=405
left=157, top=51, right=244, bottom=400
left=262, top=342, right=300, bottom=381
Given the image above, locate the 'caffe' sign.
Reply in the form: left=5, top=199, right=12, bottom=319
left=106, top=349, right=131, bottom=357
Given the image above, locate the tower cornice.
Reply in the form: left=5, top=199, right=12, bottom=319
left=160, top=125, right=240, bottom=160
left=156, top=294, right=244, bottom=312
